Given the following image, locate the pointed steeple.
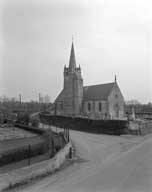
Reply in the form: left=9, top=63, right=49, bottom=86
left=69, top=40, right=76, bottom=71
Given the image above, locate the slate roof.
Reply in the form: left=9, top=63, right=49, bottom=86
left=56, top=82, right=116, bottom=102
left=55, top=89, right=64, bottom=102
left=83, top=82, right=115, bottom=101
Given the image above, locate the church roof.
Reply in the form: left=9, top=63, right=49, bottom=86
left=83, top=82, right=115, bottom=101
left=55, top=89, right=64, bottom=102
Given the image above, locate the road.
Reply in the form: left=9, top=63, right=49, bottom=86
left=18, top=130, right=152, bottom=192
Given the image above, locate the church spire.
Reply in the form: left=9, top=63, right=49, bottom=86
left=69, top=40, right=76, bottom=71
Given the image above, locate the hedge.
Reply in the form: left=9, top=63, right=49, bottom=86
left=40, top=114, right=129, bottom=135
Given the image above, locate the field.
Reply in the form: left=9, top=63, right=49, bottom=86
left=0, top=125, right=47, bottom=167
left=0, top=125, right=37, bottom=141
left=0, top=124, right=67, bottom=170
left=0, top=136, right=45, bottom=155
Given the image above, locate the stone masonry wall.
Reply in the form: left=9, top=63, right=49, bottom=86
left=108, top=84, right=125, bottom=119
left=83, top=100, right=108, bottom=119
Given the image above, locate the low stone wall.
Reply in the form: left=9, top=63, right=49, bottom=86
left=0, top=142, right=71, bottom=191
left=128, top=120, right=152, bottom=135
left=141, top=121, right=152, bottom=135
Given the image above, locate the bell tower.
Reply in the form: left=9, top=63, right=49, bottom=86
left=63, top=41, right=83, bottom=116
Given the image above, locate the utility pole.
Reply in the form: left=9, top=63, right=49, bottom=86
left=28, top=145, right=31, bottom=166
left=39, top=93, right=41, bottom=104
left=19, top=94, right=22, bottom=104
left=39, top=93, right=41, bottom=112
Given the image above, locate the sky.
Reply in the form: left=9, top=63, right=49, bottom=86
left=0, top=0, right=152, bottom=103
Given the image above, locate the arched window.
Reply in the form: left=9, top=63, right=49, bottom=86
left=99, top=102, right=102, bottom=111
left=88, top=103, right=91, bottom=111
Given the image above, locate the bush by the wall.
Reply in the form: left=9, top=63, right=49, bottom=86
left=14, top=123, right=45, bottom=135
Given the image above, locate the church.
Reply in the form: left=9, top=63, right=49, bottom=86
left=54, top=41, right=125, bottom=119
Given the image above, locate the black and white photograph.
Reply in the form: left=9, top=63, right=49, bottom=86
left=0, top=0, right=152, bottom=191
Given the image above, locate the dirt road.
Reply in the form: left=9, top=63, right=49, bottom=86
left=16, top=130, right=149, bottom=192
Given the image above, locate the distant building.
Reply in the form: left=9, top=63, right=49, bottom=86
left=54, top=41, right=125, bottom=119
left=44, top=95, right=50, bottom=103
left=39, top=94, right=50, bottom=104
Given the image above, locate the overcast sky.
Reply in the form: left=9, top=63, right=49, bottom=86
left=0, top=0, right=152, bottom=103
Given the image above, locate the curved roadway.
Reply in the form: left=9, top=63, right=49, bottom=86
left=20, top=129, right=152, bottom=192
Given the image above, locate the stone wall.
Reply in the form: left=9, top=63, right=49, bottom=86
left=128, top=120, right=152, bottom=135
left=141, top=121, right=152, bottom=135
left=82, top=83, right=125, bottom=120
left=63, top=68, right=83, bottom=116
left=0, top=142, right=72, bottom=191
left=108, top=83, right=125, bottom=119
left=83, top=100, right=108, bottom=119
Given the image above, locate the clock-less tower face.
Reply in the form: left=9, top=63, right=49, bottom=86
left=63, top=42, right=83, bottom=116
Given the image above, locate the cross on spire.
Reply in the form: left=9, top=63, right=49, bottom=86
left=115, top=75, right=117, bottom=83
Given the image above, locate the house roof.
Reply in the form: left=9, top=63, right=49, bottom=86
left=83, top=82, right=115, bottom=101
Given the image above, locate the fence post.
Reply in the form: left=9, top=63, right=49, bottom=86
left=67, top=128, right=70, bottom=142
left=69, top=147, right=72, bottom=159
left=51, top=140, right=55, bottom=158
left=28, top=145, right=31, bottom=166
left=69, top=146, right=74, bottom=159
left=63, top=127, right=65, bottom=139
